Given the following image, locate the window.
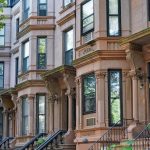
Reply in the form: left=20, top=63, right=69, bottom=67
left=148, top=0, right=150, bottom=21
left=0, top=63, right=4, bottom=89
left=64, top=29, right=73, bottom=65
left=23, top=0, right=30, bottom=20
left=107, top=0, right=121, bottom=36
left=38, top=0, right=47, bottom=16
left=22, top=97, right=29, bottom=135
left=81, top=0, right=94, bottom=35
left=22, top=40, right=29, bottom=72
left=16, top=18, right=19, bottom=37
left=37, top=37, right=46, bottom=69
left=15, top=57, right=19, bottom=84
left=108, top=69, right=123, bottom=126
left=63, top=0, right=73, bottom=7
left=36, top=94, right=46, bottom=133
left=0, top=26, right=5, bottom=47
left=83, top=73, right=96, bottom=114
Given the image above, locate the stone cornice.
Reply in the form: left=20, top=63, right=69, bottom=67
left=15, top=80, right=45, bottom=91
left=57, top=11, right=75, bottom=26
left=42, top=65, right=76, bottom=79
left=17, top=24, right=55, bottom=39
left=73, top=50, right=126, bottom=68
left=59, top=2, right=75, bottom=14
left=0, top=88, right=17, bottom=96
left=120, top=27, right=150, bottom=45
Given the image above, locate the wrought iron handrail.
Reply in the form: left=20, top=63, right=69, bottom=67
left=0, top=137, right=14, bottom=149
left=20, top=132, right=47, bottom=150
left=36, top=130, right=66, bottom=150
left=131, top=123, right=150, bottom=149
left=88, top=119, right=130, bottom=150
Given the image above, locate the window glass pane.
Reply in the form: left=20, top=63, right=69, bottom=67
left=38, top=115, right=45, bottom=132
left=109, top=70, right=122, bottom=125
left=24, top=0, right=29, bottom=9
left=64, top=0, right=71, bottom=6
left=38, top=96, right=45, bottom=114
left=0, top=76, right=3, bottom=88
left=38, top=38, right=46, bottom=53
left=109, top=0, right=118, bottom=14
left=109, top=16, right=119, bottom=36
left=83, top=74, right=96, bottom=113
left=24, top=41, right=29, bottom=57
left=65, top=29, right=73, bottom=51
left=0, top=64, right=4, bottom=76
left=65, top=49, right=73, bottom=65
left=22, top=98, right=29, bottom=116
left=82, top=0, right=93, bottom=19
left=0, top=37, right=4, bottom=46
left=40, top=5, right=46, bottom=10
left=40, top=0, right=46, bottom=4
left=0, top=27, right=4, bottom=35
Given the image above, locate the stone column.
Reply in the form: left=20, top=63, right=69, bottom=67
left=3, top=109, right=8, bottom=137
left=95, top=71, right=106, bottom=127
left=48, top=96, right=55, bottom=132
left=75, top=77, right=82, bottom=130
left=130, top=72, right=139, bottom=121
left=28, top=94, right=35, bottom=135
left=16, top=97, right=21, bottom=136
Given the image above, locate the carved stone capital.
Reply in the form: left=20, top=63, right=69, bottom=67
left=95, top=71, right=106, bottom=79
left=28, top=94, right=35, bottom=100
left=48, top=94, right=58, bottom=103
left=75, top=76, right=82, bottom=86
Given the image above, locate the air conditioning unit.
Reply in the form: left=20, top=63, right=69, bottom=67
left=83, top=32, right=93, bottom=44
left=86, top=117, right=96, bottom=126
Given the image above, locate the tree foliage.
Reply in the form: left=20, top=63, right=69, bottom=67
left=0, top=0, right=7, bottom=29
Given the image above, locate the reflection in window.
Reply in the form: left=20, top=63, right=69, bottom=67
left=0, top=63, right=4, bottom=89
left=37, top=37, right=47, bottom=69
left=0, top=26, right=5, bottom=46
left=108, top=70, right=122, bottom=126
left=81, top=0, right=94, bottom=35
left=37, top=94, right=46, bottom=133
left=38, top=0, right=47, bottom=16
left=64, top=0, right=73, bottom=7
left=22, top=97, right=29, bottom=135
left=23, top=40, right=29, bottom=72
left=64, top=29, right=73, bottom=65
left=23, top=0, right=30, bottom=20
left=83, top=73, right=96, bottom=114
left=107, top=0, right=121, bottom=36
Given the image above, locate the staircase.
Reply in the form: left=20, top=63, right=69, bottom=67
left=88, top=120, right=129, bottom=150
left=0, top=137, right=14, bottom=150
left=18, top=132, right=47, bottom=150
left=36, top=130, right=67, bottom=150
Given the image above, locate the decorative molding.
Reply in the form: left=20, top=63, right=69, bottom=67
left=95, top=71, right=107, bottom=79
left=59, top=2, right=75, bottom=14
left=57, top=11, right=75, bottom=26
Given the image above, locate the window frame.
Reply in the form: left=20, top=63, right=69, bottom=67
left=82, top=73, right=96, bottom=115
left=63, top=27, right=73, bottom=65
left=36, top=93, right=46, bottom=134
left=81, top=0, right=94, bottom=36
left=38, top=0, right=47, bottom=16
left=22, top=96, right=29, bottom=135
left=107, top=0, right=121, bottom=37
left=37, top=37, right=47, bottom=69
left=22, top=40, right=29, bottom=72
left=108, top=69, right=123, bottom=127
left=15, top=57, right=19, bottom=85
left=16, top=18, right=19, bottom=38
left=0, top=25, right=5, bottom=47
left=0, top=62, right=4, bottom=89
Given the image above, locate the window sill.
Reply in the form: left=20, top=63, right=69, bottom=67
left=59, top=2, right=75, bottom=14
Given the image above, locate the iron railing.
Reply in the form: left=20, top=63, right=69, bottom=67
left=36, top=130, right=66, bottom=150
left=20, top=132, right=47, bottom=150
left=131, top=123, right=150, bottom=150
left=88, top=119, right=131, bottom=150
left=0, top=137, right=14, bottom=149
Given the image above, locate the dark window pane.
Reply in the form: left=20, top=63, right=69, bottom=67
left=109, top=70, right=122, bottom=126
left=83, top=74, right=96, bottom=113
left=0, top=64, right=4, bottom=75
left=65, top=49, right=73, bottom=65
left=0, top=76, right=4, bottom=88
left=39, top=0, right=46, bottom=4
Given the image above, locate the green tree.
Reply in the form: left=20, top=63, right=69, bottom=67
left=0, top=0, right=7, bottom=29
